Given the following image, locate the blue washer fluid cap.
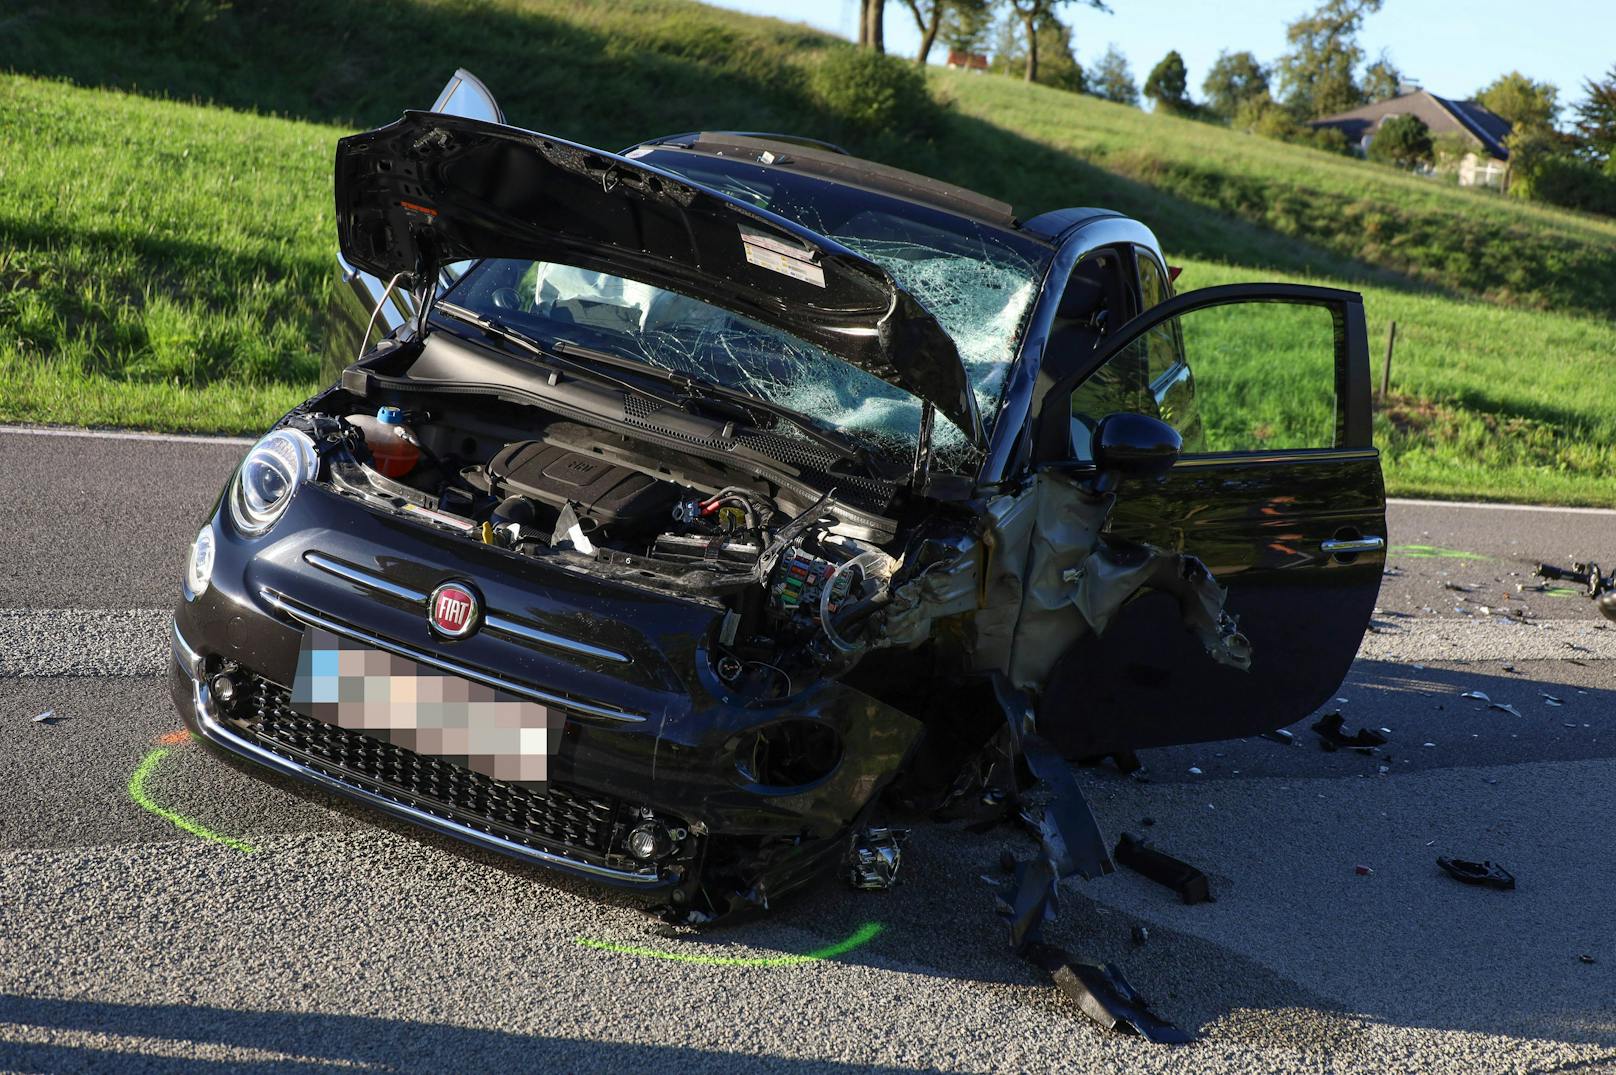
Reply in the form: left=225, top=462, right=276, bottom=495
left=376, top=406, right=405, bottom=425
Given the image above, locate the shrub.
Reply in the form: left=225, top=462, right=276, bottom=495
left=809, top=48, right=939, bottom=137
left=1518, top=155, right=1616, bottom=217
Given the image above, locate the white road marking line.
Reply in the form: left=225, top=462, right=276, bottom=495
left=0, top=424, right=255, bottom=446
left=1387, top=497, right=1616, bottom=516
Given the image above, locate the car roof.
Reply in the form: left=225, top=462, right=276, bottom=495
left=631, top=131, right=1022, bottom=231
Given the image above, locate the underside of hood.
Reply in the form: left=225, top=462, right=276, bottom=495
left=334, top=113, right=984, bottom=445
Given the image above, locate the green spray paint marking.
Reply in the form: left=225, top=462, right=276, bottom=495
left=576, top=921, right=883, bottom=967
left=1389, top=545, right=1492, bottom=561
left=129, top=748, right=256, bottom=854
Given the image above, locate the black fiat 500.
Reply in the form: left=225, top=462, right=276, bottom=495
left=171, top=71, right=1385, bottom=922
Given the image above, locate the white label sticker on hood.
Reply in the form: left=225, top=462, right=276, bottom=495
left=740, top=224, right=825, bottom=288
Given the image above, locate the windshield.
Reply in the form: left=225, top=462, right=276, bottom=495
left=439, top=157, right=1049, bottom=472
left=639, top=149, right=1051, bottom=469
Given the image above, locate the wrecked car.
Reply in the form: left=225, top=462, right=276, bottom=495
left=171, top=70, right=1387, bottom=928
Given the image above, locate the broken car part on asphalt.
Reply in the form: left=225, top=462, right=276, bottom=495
left=1311, top=712, right=1389, bottom=752
left=1113, top=832, right=1213, bottom=905
left=1024, top=942, right=1194, bottom=1045
left=1536, top=560, right=1616, bottom=623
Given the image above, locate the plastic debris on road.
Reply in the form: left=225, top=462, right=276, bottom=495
left=1114, top=833, right=1212, bottom=905
left=1312, top=712, right=1388, bottom=752
left=1436, top=857, right=1515, bottom=890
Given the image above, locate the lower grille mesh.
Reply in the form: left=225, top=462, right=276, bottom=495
left=232, top=679, right=620, bottom=857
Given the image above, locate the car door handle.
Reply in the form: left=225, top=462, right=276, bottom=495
left=1321, top=536, right=1385, bottom=554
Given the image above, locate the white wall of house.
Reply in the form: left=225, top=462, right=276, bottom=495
left=1458, top=152, right=1507, bottom=189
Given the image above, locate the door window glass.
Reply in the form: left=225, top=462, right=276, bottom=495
left=1154, top=301, right=1337, bottom=451
left=1066, top=299, right=1338, bottom=459
left=1135, top=254, right=1182, bottom=385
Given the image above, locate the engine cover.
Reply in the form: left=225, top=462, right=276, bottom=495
left=486, top=442, right=677, bottom=527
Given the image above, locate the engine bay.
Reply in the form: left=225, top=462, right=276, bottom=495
left=303, top=396, right=914, bottom=700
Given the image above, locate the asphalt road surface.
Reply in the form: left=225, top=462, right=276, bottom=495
left=4, top=425, right=1615, bottom=1074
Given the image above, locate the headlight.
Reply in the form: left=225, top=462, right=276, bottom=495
left=229, top=428, right=317, bottom=536
left=184, top=525, right=215, bottom=599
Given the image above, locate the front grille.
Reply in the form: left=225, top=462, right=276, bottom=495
left=230, top=679, right=625, bottom=859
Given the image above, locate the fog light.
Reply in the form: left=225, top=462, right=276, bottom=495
left=627, top=824, right=671, bottom=861
left=184, top=525, right=215, bottom=600
left=209, top=671, right=238, bottom=703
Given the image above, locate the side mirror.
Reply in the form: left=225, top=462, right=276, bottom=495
left=1093, top=412, right=1181, bottom=479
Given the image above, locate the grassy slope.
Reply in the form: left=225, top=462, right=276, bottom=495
left=0, top=76, right=330, bottom=431
left=2, top=0, right=1613, bottom=503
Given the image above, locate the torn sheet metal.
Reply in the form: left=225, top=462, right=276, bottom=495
left=1004, top=470, right=1250, bottom=691
left=1066, top=545, right=1251, bottom=671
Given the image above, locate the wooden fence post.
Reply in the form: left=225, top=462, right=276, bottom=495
left=1379, top=320, right=1397, bottom=402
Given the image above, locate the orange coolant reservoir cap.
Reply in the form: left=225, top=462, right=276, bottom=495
left=348, top=407, right=421, bottom=478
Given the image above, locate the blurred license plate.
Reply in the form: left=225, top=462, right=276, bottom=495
left=290, top=627, right=559, bottom=787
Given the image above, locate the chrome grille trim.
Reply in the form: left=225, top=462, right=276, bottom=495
left=257, top=586, right=647, bottom=724
left=304, top=551, right=427, bottom=603
left=302, top=550, right=631, bottom=664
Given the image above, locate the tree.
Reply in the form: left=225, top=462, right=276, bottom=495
left=1007, top=0, right=1109, bottom=85
left=901, top=0, right=944, bottom=64
left=987, top=9, right=1085, bottom=92
left=1202, top=50, right=1268, bottom=121
left=858, top=0, right=886, bottom=52
left=1143, top=50, right=1192, bottom=114
left=1572, top=65, right=1616, bottom=163
left=938, top=0, right=995, bottom=59
left=1091, top=43, right=1138, bottom=106
left=1275, top=0, right=1381, bottom=119
left=1476, top=71, right=1560, bottom=133
left=1034, top=16, right=1086, bottom=93
left=1361, top=52, right=1403, bottom=102
left=1366, top=113, right=1433, bottom=168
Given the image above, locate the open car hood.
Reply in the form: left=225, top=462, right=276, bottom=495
left=335, top=113, right=984, bottom=446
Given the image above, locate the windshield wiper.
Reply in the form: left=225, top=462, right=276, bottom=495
left=433, top=302, right=691, bottom=413
left=549, top=338, right=884, bottom=475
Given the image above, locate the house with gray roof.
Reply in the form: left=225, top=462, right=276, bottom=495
left=1309, top=89, right=1512, bottom=188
